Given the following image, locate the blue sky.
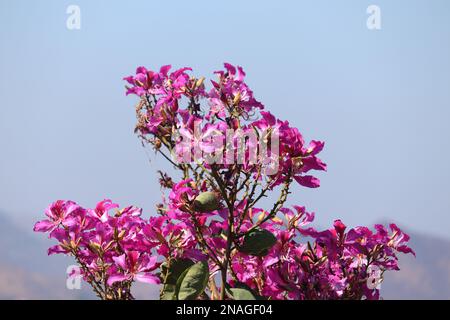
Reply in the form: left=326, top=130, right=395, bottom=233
left=1, top=0, right=449, bottom=239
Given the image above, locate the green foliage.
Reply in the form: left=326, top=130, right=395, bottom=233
left=239, top=229, right=277, bottom=256
left=176, top=261, right=209, bottom=300
left=228, top=287, right=256, bottom=300
left=160, top=284, right=177, bottom=300
left=160, top=258, right=195, bottom=300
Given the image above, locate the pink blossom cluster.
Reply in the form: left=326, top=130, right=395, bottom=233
left=154, top=177, right=414, bottom=300
left=34, top=199, right=160, bottom=299
left=231, top=213, right=414, bottom=299
left=126, top=63, right=326, bottom=188
left=34, top=63, right=414, bottom=300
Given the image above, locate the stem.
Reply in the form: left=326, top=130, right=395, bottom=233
left=237, top=173, right=292, bottom=239
left=210, top=166, right=239, bottom=300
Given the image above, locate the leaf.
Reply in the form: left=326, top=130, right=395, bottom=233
left=160, top=258, right=194, bottom=300
left=176, top=261, right=209, bottom=300
left=160, top=284, right=177, bottom=300
left=161, top=258, right=195, bottom=285
left=174, top=268, right=190, bottom=298
left=225, top=282, right=263, bottom=300
left=228, top=287, right=256, bottom=300
left=239, top=229, right=277, bottom=256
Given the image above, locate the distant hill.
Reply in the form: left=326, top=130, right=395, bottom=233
left=381, top=229, right=450, bottom=299
left=0, top=212, right=448, bottom=299
left=0, top=212, right=93, bottom=299
left=0, top=212, right=158, bottom=299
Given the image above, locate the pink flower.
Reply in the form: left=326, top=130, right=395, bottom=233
left=124, top=66, right=154, bottom=97
left=33, top=200, right=80, bottom=233
left=88, top=199, right=119, bottom=222
left=107, top=251, right=160, bottom=286
left=168, top=179, right=198, bottom=214
left=388, top=224, right=416, bottom=256
left=208, top=63, right=264, bottom=119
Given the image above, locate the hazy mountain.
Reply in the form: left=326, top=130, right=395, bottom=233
left=0, top=212, right=448, bottom=299
left=0, top=212, right=93, bottom=299
left=381, top=230, right=450, bottom=299
left=0, top=212, right=159, bottom=299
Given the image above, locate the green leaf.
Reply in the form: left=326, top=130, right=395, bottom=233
left=193, top=192, right=220, bottom=212
left=160, top=258, right=194, bottom=300
left=228, top=287, right=256, bottom=300
left=176, top=261, right=209, bottom=300
left=160, top=284, right=177, bottom=300
left=239, top=229, right=277, bottom=256
left=174, top=268, right=190, bottom=297
left=225, top=282, right=263, bottom=300
left=161, top=258, right=195, bottom=285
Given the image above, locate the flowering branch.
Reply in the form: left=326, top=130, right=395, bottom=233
left=34, top=63, right=414, bottom=300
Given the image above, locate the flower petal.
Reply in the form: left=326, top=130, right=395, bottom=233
left=107, top=274, right=130, bottom=286
left=33, top=220, right=55, bottom=233
left=294, top=175, right=321, bottom=188
left=134, top=273, right=160, bottom=285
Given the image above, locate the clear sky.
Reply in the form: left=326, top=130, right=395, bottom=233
left=1, top=0, right=449, bottom=239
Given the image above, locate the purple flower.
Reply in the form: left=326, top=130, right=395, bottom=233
left=33, top=200, right=80, bottom=233
left=107, top=251, right=160, bottom=286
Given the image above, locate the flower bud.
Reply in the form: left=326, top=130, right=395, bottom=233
left=89, top=242, right=102, bottom=255
left=233, top=92, right=241, bottom=105
left=154, top=138, right=162, bottom=150
left=118, top=229, right=127, bottom=240
left=292, top=157, right=303, bottom=170
left=195, top=77, right=205, bottom=89
left=189, top=181, right=197, bottom=190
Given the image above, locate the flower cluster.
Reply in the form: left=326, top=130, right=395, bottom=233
left=230, top=209, right=414, bottom=299
left=154, top=178, right=415, bottom=300
left=126, top=63, right=326, bottom=189
left=34, top=199, right=160, bottom=299
left=34, top=63, right=414, bottom=300
left=251, top=111, right=327, bottom=187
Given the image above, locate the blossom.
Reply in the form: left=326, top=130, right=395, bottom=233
left=210, top=62, right=264, bottom=116
left=85, top=199, right=118, bottom=223
left=250, top=111, right=326, bottom=188
left=34, top=63, right=414, bottom=301
left=33, top=200, right=80, bottom=233
left=107, top=251, right=160, bottom=285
